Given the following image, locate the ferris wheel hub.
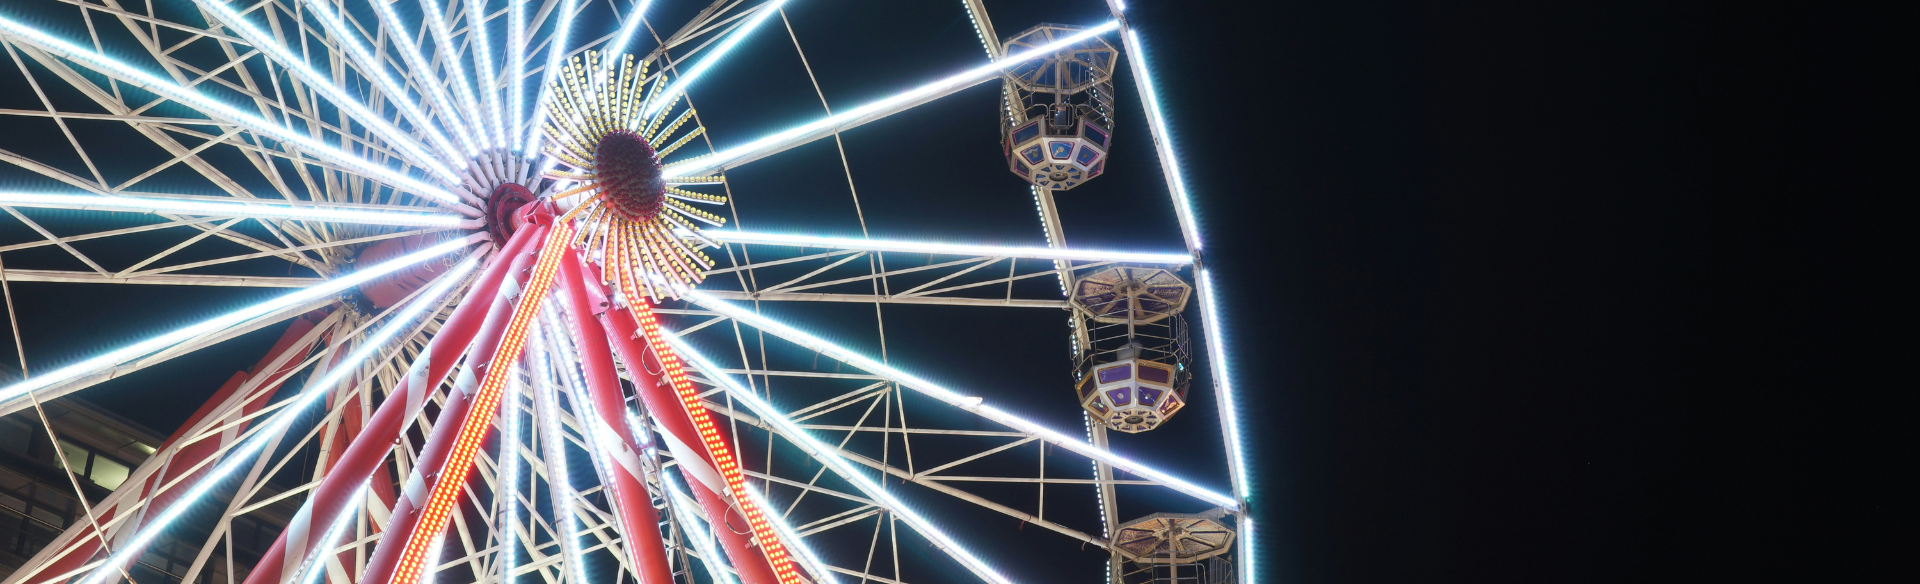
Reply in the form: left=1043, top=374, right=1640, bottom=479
left=593, top=130, right=668, bottom=222
left=485, top=183, right=537, bottom=245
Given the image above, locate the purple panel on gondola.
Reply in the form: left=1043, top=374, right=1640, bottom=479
left=1098, top=364, right=1132, bottom=384
left=1136, top=387, right=1163, bottom=406
left=1013, top=121, right=1042, bottom=145
left=1048, top=141, right=1074, bottom=160
left=1106, top=387, right=1132, bottom=406
left=1084, top=122, right=1110, bottom=147
left=1090, top=399, right=1109, bottom=415
left=1078, top=377, right=1096, bottom=399
left=1021, top=146, right=1045, bottom=165
left=1159, top=396, right=1183, bottom=415
left=1138, top=365, right=1171, bottom=384
left=1075, top=145, right=1101, bottom=166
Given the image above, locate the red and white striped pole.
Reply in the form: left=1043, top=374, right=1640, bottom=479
left=588, top=254, right=800, bottom=584
left=241, top=225, right=545, bottom=584
left=360, top=206, right=569, bottom=584
left=553, top=248, right=674, bottom=584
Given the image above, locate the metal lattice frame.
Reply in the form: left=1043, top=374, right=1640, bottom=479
left=0, top=1, right=1251, bottom=583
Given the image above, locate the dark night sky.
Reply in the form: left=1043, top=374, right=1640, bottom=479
left=0, top=0, right=1904, bottom=582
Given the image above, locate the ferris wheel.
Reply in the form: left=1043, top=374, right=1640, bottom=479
left=0, top=1, right=1251, bottom=583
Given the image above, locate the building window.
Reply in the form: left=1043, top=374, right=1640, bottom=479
left=55, top=439, right=132, bottom=490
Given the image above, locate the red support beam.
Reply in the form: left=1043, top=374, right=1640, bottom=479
left=360, top=206, right=567, bottom=584
left=588, top=249, right=796, bottom=584
left=555, top=247, right=673, bottom=584
left=241, top=225, right=545, bottom=584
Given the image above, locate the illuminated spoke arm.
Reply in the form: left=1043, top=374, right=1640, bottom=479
left=0, top=15, right=478, bottom=213
left=421, top=0, right=492, bottom=147
left=295, top=0, right=465, bottom=162
left=190, top=0, right=457, bottom=181
left=0, top=192, right=477, bottom=227
left=707, top=230, right=1191, bottom=264
left=370, top=0, right=484, bottom=157
left=662, top=20, right=1119, bottom=178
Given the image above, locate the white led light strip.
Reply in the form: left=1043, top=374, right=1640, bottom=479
left=602, top=0, right=657, bottom=75
left=684, top=290, right=1239, bottom=511
left=0, top=192, right=473, bottom=227
left=191, top=0, right=457, bottom=181
left=468, top=0, right=507, bottom=149
left=420, top=0, right=492, bottom=147
left=664, top=477, right=739, bottom=584
left=295, top=0, right=464, bottom=162
left=0, top=236, right=481, bottom=407
left=672, top=338, right=1003, bottom=584
left=529, top=323, right=594, bottom=584
left=70, top=255, right=481, bottom=584
left=739, top=484, right=837, bottom=584
left=521, top=0, right=584, bottom=155
left=635, top=0, right=790, bottom=121
left=663, top=20, right=1121, bottom=178
left=370, top=0, right=484, bottom=157
left=1125, top=30, right=1202, bottom=253
left=703, top=229, right=1192, bottom=264
left=0, top=15, right=469, bottom=208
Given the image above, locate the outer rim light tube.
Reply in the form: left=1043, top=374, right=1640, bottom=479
left=663, top=20, right=1120, bottom=178
left=296, top=0, right=463, bottom=162
left=0, top=192, right=471, bottom=227
left=0, top=236, right=479, bottom=407
left=1126, top=29, right=1202, bottom=252
left=191, top=0, right=456, bottom=181
left=684, top=290, right=1239, bottom=511
left=1198, top=269, right=1249, bottom=499
left=703, top=230, right=1192, bottom=264
left=0, top=16, right=468, bottom=207
left=72, top=256, right=481, bottom=584
left=635, top=0, right=789, bottom=121
left=671, top=338, right=1003, bottom=584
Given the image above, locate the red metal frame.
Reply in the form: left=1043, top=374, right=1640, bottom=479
left=555, top=247, right=675, bottom=584
left=361, top=207, right=567, bottom=584
left=242, top=225, right=545, bottom=584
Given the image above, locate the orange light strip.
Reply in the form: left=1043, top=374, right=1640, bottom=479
left=387, top=222, right=574, bottom=584
left=633, top=302, right=802, bottom=584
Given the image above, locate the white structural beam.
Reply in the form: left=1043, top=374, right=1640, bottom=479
left=0, top=192, right=476, bottom=227
left=706, top=230, right=1191, bottom=264
left=662, top=20, right=1120, bottom=177
left=683, top=291, right=1239, bottom=511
